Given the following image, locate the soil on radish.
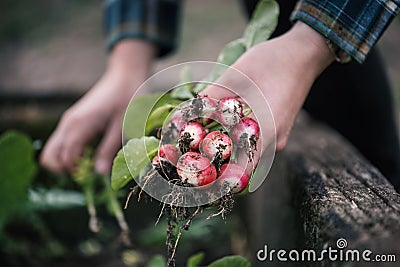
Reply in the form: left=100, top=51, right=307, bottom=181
left=238, top=133, right=258, bottom=162
left=178, top=132, right=194, bottom=154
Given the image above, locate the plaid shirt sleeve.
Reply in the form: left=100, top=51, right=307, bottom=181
left=103, top=0, right=182, bottom=57
left=290, top=0, right=400, bottom=63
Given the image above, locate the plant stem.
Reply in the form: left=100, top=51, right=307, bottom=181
left=243, top=108, right=252, bottom=117
left=205, top=120, right=219, bottom=129
left=101, top=175, right=131, bottom=246
left=84, top=184, right=100, bottom=233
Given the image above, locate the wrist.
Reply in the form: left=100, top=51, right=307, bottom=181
left=284, top=21, right=335, bottom=78
left=107, top=39, right=155, bottom=78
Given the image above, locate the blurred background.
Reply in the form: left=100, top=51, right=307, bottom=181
left=0, top=0, right=400, bottom=112
left=0, top=0, right=399, bottom=117
left=0, top=0, right=247, bottom=92
left=0, top=0, right=399, bottom=266
left=1, top=0, right=399, bottom=129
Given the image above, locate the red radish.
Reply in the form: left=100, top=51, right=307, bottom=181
left=217, top=97, right=243, bottom=126
left=198, top=96, right=216, bottom=123
left=218, top=163, right=249, bottom=193
left=200, top=131, right=232, bottom=161
left=231, top=117, right=260, bottom=144
left=164, top=114, right=186, bottom=142
left=170, top=116, right=186, bottom=132
left=152, top=155, right=161, bottom=166
left=180, top=96, right=216, bottom=122
left=176, top=152, right=217, bottom=186
left=179, top=121, right=207, bottom=151
left=158, top=144, right=180, bottom=165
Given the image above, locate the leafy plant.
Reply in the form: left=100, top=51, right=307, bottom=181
left=73, top=149, right=131, bottom=244
left=0, top=130, right=37, bottom=232
left=0, top=130, right=130, bottom=264
left=0, top=130, right=81, bottom=262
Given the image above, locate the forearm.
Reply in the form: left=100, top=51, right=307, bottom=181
left=272, top=21, right=335, bottom=148
left=81, top=39, right=156, bottom=114
left=106, top=39, right=156, bottom=85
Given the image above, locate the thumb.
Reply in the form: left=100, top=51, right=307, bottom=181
left=200, top=83, right=236, bottom=100
left=94, top=117, right=123, bottom=175
left=200, top=64, right=250, bottom=100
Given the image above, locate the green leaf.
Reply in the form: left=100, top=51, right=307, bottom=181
left=170, top=66, right=195, bottom=99
left=0, top=130, right=36, bottom=229
left=242, top=0, right=279, bottom=49
left=28, top=188, right=85, bottom=211
left=111, top=149, right=132, bottom=190
left=187, top=252, right=205, bottom=267
left=145, top=104, right=176, bottom=134
left=208, top=255, right=251, bottom=267
left=147, top=255, right=167, bottom=267
left=124, top=93, right=181, bottom=139
left=170, top=84, right=195, bottom=100
left=111, top=136, right=159, bottom=190
left=217, top=39, right=246, bottom=66
left=124, top=93, right=162, bottom=139
left=123, top=93, right=181, bottom=139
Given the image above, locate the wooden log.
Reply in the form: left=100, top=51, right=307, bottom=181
left=283, top=114, right=400, bottom=266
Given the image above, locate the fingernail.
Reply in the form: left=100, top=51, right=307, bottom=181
left=95, top=159, right=110, bottom=174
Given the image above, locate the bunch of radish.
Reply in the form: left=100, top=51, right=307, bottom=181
left=152, top=96, right=260, bottom=195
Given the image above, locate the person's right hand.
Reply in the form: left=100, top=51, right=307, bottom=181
left=40, top=40, right=155, bottom=175
left=202, top=22, right=334, bottom=152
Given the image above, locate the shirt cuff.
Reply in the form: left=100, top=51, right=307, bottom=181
left=103, top=0, right=182, bottom=58
left=290, top=0, right=399, bottom=63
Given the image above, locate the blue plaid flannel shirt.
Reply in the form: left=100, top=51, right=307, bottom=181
left=103, top=0, right=182, bottom=57
left=104, top=0, right=399, bottom=63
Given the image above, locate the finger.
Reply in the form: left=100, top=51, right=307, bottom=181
left=58, top=114, right=99, bottom=172
left=236, top=140, right=262, bottom=175
left=200, top=64, right=252, bottom=100
left=201, top=83, right=236, bottom=100
left=94, top=117, right=122, bottom=175
left=58, top=127, right=94, bottom=173
left=40, top=128, right=65, bottom=174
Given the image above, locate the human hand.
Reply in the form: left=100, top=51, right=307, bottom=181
left=40, top=40, right=155, bottom=175
left=203, top=21, right=335, bottom=153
